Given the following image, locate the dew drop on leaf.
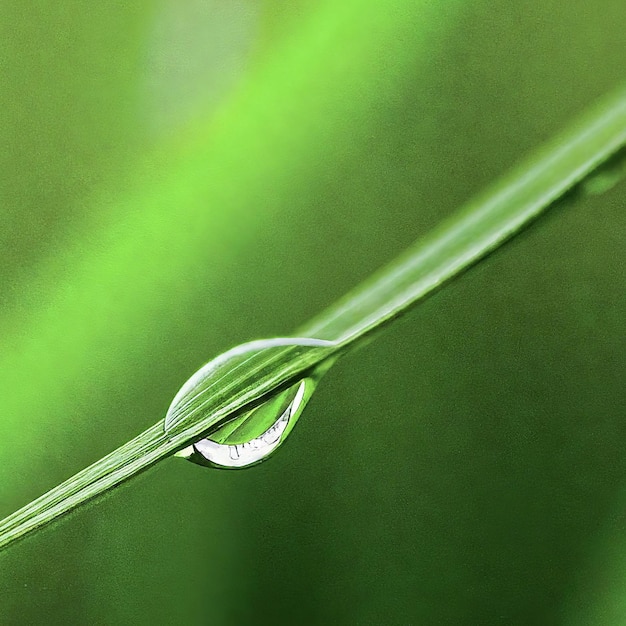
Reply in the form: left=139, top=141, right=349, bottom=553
left=177, top=377, right=316, bottom=469
left=164, top=338, right=336, bottom=469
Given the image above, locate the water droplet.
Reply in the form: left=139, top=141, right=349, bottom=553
left=176, top=377, right=316, bottom=469
left=164, top=338, right=337, bottom=469
left=579, top=146, right=626, bottom=196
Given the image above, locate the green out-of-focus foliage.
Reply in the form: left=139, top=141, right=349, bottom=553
left=1, top=1, right=625, bottom=624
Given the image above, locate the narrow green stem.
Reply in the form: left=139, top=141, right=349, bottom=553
left=301, top=85, right=626, bottom=344
left=1, top=84, right=625, bottom=553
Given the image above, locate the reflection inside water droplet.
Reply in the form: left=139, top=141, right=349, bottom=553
left=177, top=378, right=314, bottom=469
left=164, top=337, right=337, bottom=470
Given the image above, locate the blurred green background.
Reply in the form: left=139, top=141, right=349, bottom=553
left=1, top=1, right=626, bottom=624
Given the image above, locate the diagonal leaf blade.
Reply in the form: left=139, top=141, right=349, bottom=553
left=0, top=83, right=625, bottom=552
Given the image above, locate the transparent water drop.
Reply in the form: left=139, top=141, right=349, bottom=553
left=579, top=146, right=626, bottom=196
left=164, top=338, right=336, bottom=469
left=176, top=377, right=317, bottom=468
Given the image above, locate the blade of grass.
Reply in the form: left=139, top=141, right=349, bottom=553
left=0, top=83, right=625, bottom=552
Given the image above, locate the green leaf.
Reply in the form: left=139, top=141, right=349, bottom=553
left=1, top=82, right=624, bottom=552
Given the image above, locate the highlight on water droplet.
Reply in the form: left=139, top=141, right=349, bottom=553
left=164, top=337, right=337, bottom=469
left=177, top=377, right=316, bottom=469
